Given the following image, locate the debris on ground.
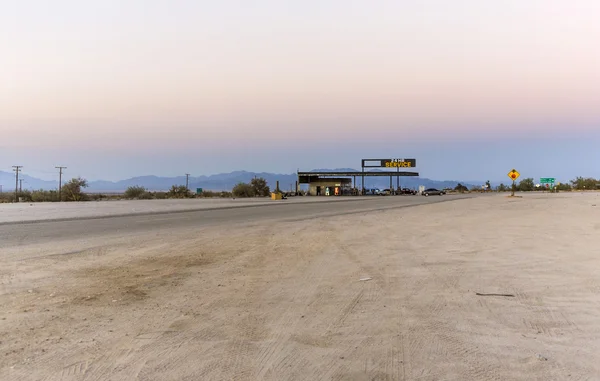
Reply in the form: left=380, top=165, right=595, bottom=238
left=475, top=292, right=515, bottom=297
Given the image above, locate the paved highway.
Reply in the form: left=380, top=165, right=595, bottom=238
left=0, top=195, right=474, bottom=248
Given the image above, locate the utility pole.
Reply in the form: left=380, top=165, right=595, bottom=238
left=55, top=166, right=66, bottom=201
left=12, top=166, right=22, bottom=202
left=185, top=173, right=190, bottom=191
left=19, top=179, right=23, bottom=192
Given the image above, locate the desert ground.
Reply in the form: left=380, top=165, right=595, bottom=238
left=1, top=193, right=600, bottom=380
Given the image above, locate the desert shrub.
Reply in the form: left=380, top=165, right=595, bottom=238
left=250, top=177, right=270, bottom=197
left=31, top=189, right=59, bottom=202
left=556, top=183, right=572, bottom=191
left=138, top=191, right=154, bottom=200
left=154, top=192, right=168, bottom=199
left=571, top=177, right=599, bottom=190
left=15, top=190, right=33, bottom=202
left=167, top=185, right=190, bottom=199
left=62, top=177, right=88, bottom=201
left=124, top=185, right=147, bottom=199
left=232, top=183, right=255, bottom=198
left=518, top=178, right=535, bottom=192
left=197, top=190, right=216, bottom=198
left=87, top=193, right=107, bottom=201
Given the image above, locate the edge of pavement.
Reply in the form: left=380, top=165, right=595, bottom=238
left=0, top=196, right=387, bottom=226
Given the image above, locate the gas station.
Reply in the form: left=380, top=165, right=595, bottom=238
left=297, top=158, right=419, bottom=196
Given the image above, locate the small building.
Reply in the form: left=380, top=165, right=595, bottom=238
left=305, top=178, right=352, bottom=196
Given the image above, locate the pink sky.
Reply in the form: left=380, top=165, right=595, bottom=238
left=1, top=0, right=600, bottom=180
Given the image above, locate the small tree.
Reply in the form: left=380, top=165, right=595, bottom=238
left=250, top=177, right=270, bottom=197
left=62, top=177, right=88, bottom=201
left=496, top=183, right=508, bottom=192
left=124, top=185, right=147, bottom=199
left=518, top=178, right=535, bottom=192
left=232, top=182, right=255, bottom=198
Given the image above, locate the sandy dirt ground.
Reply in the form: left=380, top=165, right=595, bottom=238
left=1, top=193, right=600, bottom=380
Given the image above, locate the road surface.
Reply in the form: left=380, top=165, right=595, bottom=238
left=0, top=195, right=473, bottom=248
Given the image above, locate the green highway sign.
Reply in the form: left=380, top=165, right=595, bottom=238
left=196, top=188, right=203, bottom=194
left=540, top=178, right=555, bottom=184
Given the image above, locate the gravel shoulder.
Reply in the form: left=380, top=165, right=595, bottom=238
left=1, top=193, right=599, bottom=380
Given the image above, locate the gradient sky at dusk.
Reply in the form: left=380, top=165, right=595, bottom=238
left=2, top=0, right=599, bottom=182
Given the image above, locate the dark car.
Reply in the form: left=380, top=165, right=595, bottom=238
left=399, top=188, right=417, bottom=195
left=422, top=188, right=445, bottom=196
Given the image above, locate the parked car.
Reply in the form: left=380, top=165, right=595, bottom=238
left=364, top=188, right=380, bottom=195
left=422, top=188, right=445, bottom=196
left=399, top=188, right=417, bottom=195
left=380, top=189, right=392, bottom=196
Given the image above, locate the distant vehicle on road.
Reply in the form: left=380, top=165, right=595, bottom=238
left=422, top=188, right=445, bottom=196
left=380, top=189, right=392, bottom=196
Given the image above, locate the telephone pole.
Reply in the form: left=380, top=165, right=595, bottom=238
left=55, top=166, right=66, bottom=201
left=19, top=179, right=23, bottom=192
left=12, top=166, right=22, bottom=202
left=185, top=173, right=190, bottom=191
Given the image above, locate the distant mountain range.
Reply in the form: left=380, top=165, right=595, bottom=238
left=0, top=169, right=480, bottom=193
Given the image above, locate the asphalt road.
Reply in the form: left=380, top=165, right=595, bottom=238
left=0, top=195, right=474, bottom=248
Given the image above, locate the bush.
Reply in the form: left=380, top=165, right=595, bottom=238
left=154, top=192, right=168, bottom=199
left=197, top=190, right=217, bottom=198
left=62, top=177, right=89, bottom=201
left=232, top=182, right=255, bottom=198
left=518, top=178, right=535, bottom=192
left=250, top=177, right=270, bottom=197
left=571, top=177, right=599, bottom=190
left=124, top=185, right=147, bottom=199
left=31, top=189, right=59, bottom=202
left=87, top=193, right=106, bottom=201
left=139, top=191, right=154, bottom=200
left=167, top=185, right=191, bottom=199
left=16, top=190, right=33, bottom=202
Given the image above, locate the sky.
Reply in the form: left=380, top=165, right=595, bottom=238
left=1, top=0, right=599, bottom=182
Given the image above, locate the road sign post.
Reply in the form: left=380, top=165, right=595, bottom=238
left=540, top=178, right=555, bottom=193
left=508, top=169, right=520, bottom=196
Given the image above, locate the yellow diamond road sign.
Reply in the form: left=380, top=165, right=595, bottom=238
left=508, top=169, right=520, bottom=181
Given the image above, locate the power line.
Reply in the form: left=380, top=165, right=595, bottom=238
left=12, top=166, right=22, bottom=203
left=55, top=166, right=67, bottom=201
